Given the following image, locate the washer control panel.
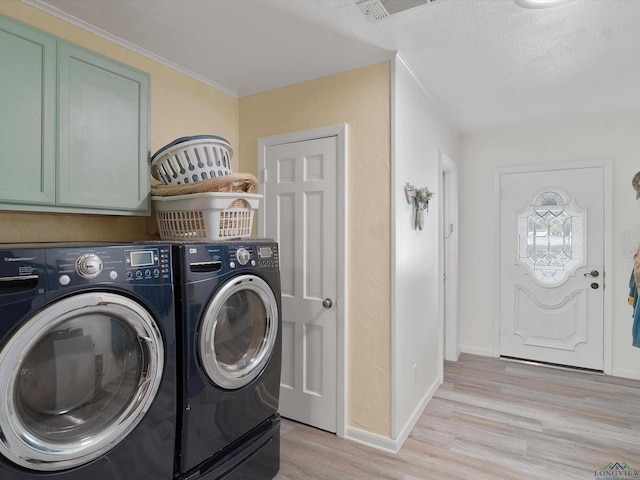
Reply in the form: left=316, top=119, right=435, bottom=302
left=187, top=242, right=279, bottom=274
left=183, top=241, right=279, bottom=284
left=124, top=247, right=171, bottom=281
left=227, top=243, right=279, bottom=270
left=46, top=244, right=172, bottom=287
left=256, top=244, right=279, bottom=269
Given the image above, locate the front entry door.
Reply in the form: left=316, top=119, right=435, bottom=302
left=263, top=135, right=338, bottom=433
left=498, top=165, right=605, bottom=370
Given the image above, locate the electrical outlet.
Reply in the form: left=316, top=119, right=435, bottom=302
left=620, top=231, right=632, bottom=245
left=621, top=246, right=636, bottom=258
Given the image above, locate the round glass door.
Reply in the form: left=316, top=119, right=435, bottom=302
left=199, top=275, right=278, bottom=390
left=0, top=292, right=164, bottom=471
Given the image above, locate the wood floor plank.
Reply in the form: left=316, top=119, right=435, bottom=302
left=274, top=354, right=640, bottom=479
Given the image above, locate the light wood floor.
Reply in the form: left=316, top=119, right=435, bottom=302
left=274, top=354, right=640, bottom=479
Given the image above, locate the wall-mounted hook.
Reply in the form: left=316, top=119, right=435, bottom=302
left=404, top=183, right=434, bottom=230
left=405, top=183, right=416, bottom=204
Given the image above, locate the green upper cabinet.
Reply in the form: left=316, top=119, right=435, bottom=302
left=0, top=16, right=56, bottom=205
left=0, top=15, right=150, bottom=215
left=58, top=42, right=150, bottom=212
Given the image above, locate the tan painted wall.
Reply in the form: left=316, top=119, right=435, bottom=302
left=2, top=1, right=393, bottom=436
left=0, top=1, right=238, bottom=242
left=239, top=63, right=392, bottom=436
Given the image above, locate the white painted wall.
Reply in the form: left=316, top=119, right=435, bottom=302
left=459, top=110, right=640, bottom=379
left=391, top=55, right=460, bottom=443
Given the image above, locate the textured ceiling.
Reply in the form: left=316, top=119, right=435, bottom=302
left=29, top=0, right=640, bottom=137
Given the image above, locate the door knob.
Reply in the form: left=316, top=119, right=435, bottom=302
left=322, top=298, right=333, bottom=309
left=584, top=270, right=599, bottom=278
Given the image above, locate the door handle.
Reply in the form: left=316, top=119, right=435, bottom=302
left=322, top=298, right=333, bottom=309
left=584, top=270, right=599, bottom=278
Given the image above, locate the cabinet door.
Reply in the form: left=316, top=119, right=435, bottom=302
left=57, top=42, right=150, bottom=213
left=0, top=17, right=55, bottom=205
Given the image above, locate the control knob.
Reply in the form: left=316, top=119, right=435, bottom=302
left=76, top=253, right=103, bottom=279
left=236, top=248, right=250, bottom=266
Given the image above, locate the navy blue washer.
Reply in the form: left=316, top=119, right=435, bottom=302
left=0, top=243, right=176, bottom=480
left=172, top=240, right=281, bottom=480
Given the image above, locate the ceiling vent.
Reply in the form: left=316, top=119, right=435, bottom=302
left=358, top=0, right=441, bottom=22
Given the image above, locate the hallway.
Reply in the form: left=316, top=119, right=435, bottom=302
left=276, top=354, right=640, bottom=479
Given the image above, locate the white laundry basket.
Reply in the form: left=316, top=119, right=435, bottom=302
left=150, top=135, right=233, bottom=185
left=152, top=192, right=261, bottom=240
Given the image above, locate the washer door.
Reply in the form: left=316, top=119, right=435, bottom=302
left=199, top=274, right=278, bottom=390
left=0, top=292, right=164, bottom=471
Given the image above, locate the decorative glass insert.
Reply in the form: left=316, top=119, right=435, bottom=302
left=518, top=190, right=583, bottom=285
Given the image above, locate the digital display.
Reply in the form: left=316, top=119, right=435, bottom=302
left=258, top=247, right=272, bottom=259
left=130, top=250, right=154, bottom=267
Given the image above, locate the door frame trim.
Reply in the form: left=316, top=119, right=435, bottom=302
left=493, top=159, right=613, bottom=375
left=439, top=151, right=459, bottom=363
left=257, top=123, right=348, bottom=437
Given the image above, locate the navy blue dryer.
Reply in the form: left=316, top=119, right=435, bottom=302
left=173, top=240, right=281, bottom=480
left=0, top=243, right=176, bottom=480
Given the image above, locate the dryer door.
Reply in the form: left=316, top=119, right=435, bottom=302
left=199, top=274, right=278, bottom=390
left=0, top=292, right=164, bottom=472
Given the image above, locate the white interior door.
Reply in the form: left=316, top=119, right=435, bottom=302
left=440, top=153, right=459, bottom=362
left=498, top=165, right=605, bottom=370
left=263, top=136, right=338, bottom=433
